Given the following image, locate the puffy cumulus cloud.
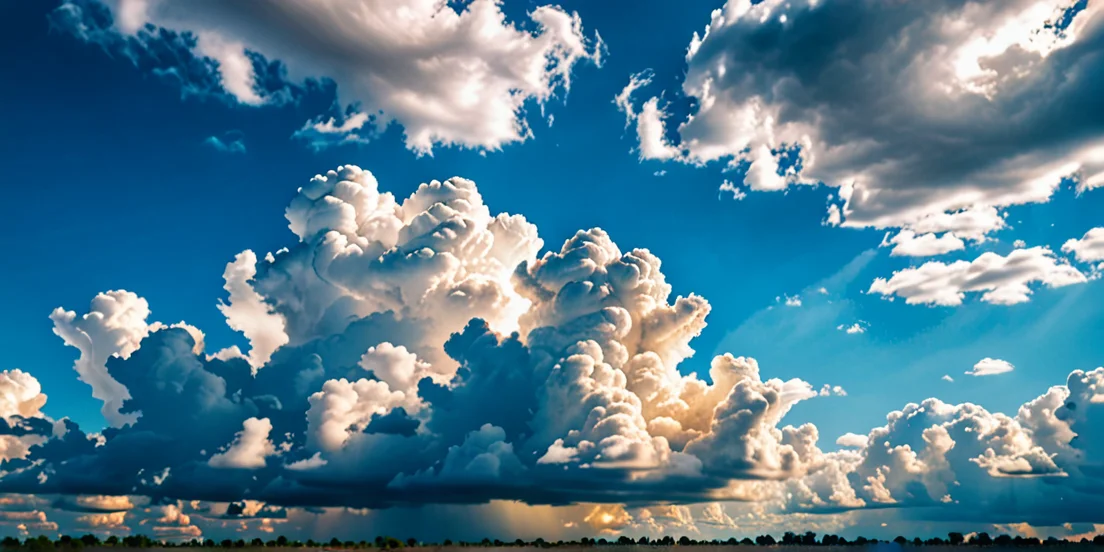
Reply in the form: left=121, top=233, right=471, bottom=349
left=215, top=251, right=288, bottom=371
left=2, top=164, right=840, bottom=512
left=619, top=0, right=1104, bottom=235
left=52, top=0, right=602, bottom=154
left=967, top=358, right=1016, bottom=377
left=49, top=290, right=153, bottom=426
left=0, top=371, right=47, bottom=422
left=141, top=503, right=203, bottom=540
left=208, top=417, right=276, bottom=469
left=1063, top=227, right=1104, bottom=265
left=775, top=368, right=1104, bottom=525
left=14, top=163, right=1104, bottom=533
left=882, top=231, right=966, bottom=258
left=75, top=511, right=128, bottom=530
left=868, top=247, right=1087, bottom=306
left=0, top=371, right=52, bottom=465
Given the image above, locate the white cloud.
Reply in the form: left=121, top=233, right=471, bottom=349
left=58, top=0, right=602, bottom=153
left=208, top=417, right=276, bottom=469
left=783, top=295, right=802, bottom=307
left=214, top=250, right=289, bottom=371
left=942, top=375, right=955, bottom=383
left=836, top=323, right=865, bottom=335
left=835, top=433, right=868, bottom=448
left=818, top=384, right=847, bottom=397
left=966, top=358, right=1016, bottom=377
left=49, top=290, right=154, bottom=426
left=1062, top=227, right=1104, bottom=263
left=868, top=247, right=1087, bottom=306
left=0, top=370, right=48, bottom=421
left=883, top=230, right=966, bottom=258
left=619, top=0, right=1104, bottom=238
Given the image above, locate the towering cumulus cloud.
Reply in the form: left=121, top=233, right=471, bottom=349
left=50, top=0, right=603, bottom=153
left=4, top=165, right=1104, bottom=531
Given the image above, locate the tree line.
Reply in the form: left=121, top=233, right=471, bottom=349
left=5, top=532, right=1104, bottom=550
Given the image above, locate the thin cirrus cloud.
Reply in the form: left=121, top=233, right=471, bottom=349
left=51, top=0, right=604, bottom=154
left=615, top=0, right=1104, bottom=304
left=203, top=132, right=246, bottom=154
left=2, top=165, right=1104, bottom=535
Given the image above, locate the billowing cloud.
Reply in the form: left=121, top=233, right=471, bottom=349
left=208, top=417, right=276, bottom=469
left=52, top=0, right=603, bottom=153
left=49, top=291, right=153, bottom=426
left=619, top=0, right=1103, bottom=231
left=7, top=163, right=1104, bottom=535
left=868, top=247, right=1087, bottom=306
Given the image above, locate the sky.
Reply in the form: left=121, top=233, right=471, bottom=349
left=0, top=0, right=1103, bottom=543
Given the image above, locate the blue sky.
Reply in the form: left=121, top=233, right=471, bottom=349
left=1, top=0, right=1104, bottom=542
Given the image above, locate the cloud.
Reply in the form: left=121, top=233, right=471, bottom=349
left=618, top=0, right=1104, bottom=236
left=214, top=250, right=289, bottom=371
left=868, top=247, right=1087, bottom=306
left=1063, top=227, right=1104, bottom=264
left=52, top=0, right=603, bottom=154
left=203, top=132, right=245, bottom=154
left=835, top=433, right=867, bottom=449
left=966, top=358, right=1016, bottom=377
left=836, top=323, right=865, bottom=335
left=942, top=375, right=955, bottom=383
left=10, top=163, right=1104, bottom=533
left=718, top=179, right=746, bottom=201
left=208, top=417, right=276, bottom=469
left=49, top=291, right=154, bottom=426
left=882, top=231, right=966, bottom=258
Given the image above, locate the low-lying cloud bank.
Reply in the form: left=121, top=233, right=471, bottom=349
left=2, top=166, right=1103, bottom=532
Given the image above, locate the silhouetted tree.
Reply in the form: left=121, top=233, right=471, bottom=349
left=948, top=533, right=965, bottom=546
left=893, top=536, right=908, bottom=545
left=755, top=536, right=775, bottom=546
left=801, top=533, right=817, bottom=546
